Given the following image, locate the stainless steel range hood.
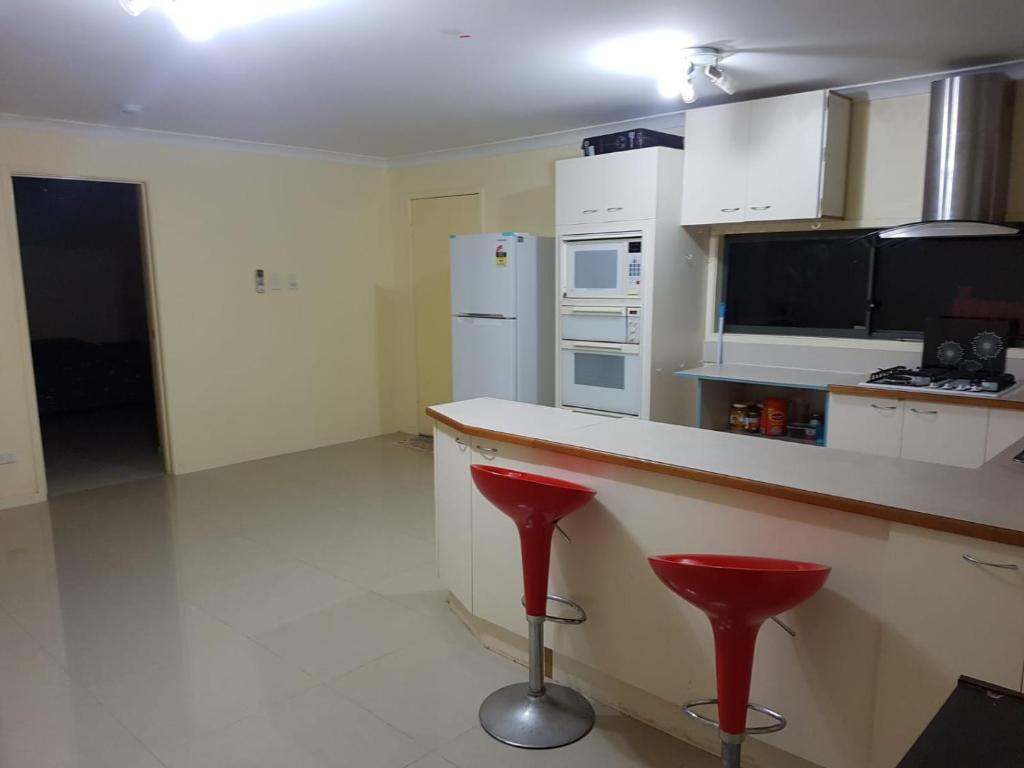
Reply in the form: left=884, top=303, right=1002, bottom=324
left=879, top=73, right=1018, bottom=239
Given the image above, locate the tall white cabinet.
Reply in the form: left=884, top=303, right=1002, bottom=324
left=555, top=147, right=707, bottom=425
left=681, top=90, right=851, bottom=225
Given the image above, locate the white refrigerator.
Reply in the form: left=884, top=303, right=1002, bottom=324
left=450, top=233, right=554, bottom=405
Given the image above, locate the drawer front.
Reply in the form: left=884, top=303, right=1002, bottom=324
left=901, top=400, right=988, bottom=468
left=986, top=409, right=1024, bottom=461
left=826, top=394, right=902, bottom=457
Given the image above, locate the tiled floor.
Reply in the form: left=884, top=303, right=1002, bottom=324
left=0, top=433, right=717, bottom=767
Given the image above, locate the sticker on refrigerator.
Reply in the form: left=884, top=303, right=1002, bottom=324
left=495, top=244, right=508, bottom=267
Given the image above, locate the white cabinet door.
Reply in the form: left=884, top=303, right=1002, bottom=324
left=680, top=101, right=750, bottom=225
left=434, top=424, right=473, bottom=610
left=901, top=400, right=988, bottom=468
left=602, top=148, right=658, bottom=222
left=746, top=91, right=827, bottom=221
left=827, top=394, right=903, bottom=457
left=986, top=409, right=1024, bottom=461
left=555, top=156, right=605, bottom=226
left=869, top=526, right=1024, bottom=768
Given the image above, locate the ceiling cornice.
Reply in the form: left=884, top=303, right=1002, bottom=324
left=0, top=112, right=390, bottom=168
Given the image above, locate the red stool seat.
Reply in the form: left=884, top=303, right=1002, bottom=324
left=471, top=465, right=595, bottom=617
left=649, top=554, right=830, bottom=743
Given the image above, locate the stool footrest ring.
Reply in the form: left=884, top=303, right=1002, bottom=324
left=682, top=698, right=787, bottom=736
left=520, top=594, right=587, bottom=624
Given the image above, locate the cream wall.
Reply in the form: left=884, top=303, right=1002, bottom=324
left=387, top=144, right=580, bottom=433
left=0, top=124, right=398, bottom=508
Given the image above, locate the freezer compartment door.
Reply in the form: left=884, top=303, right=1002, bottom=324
left=450, top=234, right=517, bottom=318
left=452, top=316, right=517, bottom=402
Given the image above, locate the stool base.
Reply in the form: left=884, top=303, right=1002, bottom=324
left=479, top=682, right=595, bottom=749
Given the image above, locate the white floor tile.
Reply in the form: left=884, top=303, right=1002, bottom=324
left=155, top=686, right=429, bottom=768
left=254, top=592, right=441, bottom=681
left=188, top=560, right=363, bottom=636
left=90, top=605, right=315, bottom=751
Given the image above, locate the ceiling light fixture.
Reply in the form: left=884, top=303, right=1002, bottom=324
left=120, top=0, right=327, bottom=41
left=657, top=47, right=736, bottom=102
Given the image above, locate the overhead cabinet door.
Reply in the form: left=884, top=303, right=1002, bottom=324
left=680, top=101, right=749, bottom=225
left=745, top=91, right=828, bottom=221
left=602, top=149, right=658, bottom=222
left=555, top=156, right=606, bottom=226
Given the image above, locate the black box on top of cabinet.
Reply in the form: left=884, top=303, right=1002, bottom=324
left=581, top=128, right=683, bottom=156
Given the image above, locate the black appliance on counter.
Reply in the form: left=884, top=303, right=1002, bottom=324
left=864, top=317, right=1019, bottom=396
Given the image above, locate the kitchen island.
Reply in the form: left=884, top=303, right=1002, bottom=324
left=429, top=398, right=1024, bottom=768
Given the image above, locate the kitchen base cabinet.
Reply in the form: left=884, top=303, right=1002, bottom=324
left=987, top=409, right=1024, bottom=461
left=433, top=424, right=473, bottom=610
left=900, top=400, right=988, bottom=468
left=868, top=525, right=1024, bottom=768
left=827, top=394, right=902, bottom=457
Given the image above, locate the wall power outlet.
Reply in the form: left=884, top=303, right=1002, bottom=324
left=0, top=452, right=16, bottom=465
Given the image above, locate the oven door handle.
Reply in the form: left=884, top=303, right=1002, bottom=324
left=564, top=342, right=635, bottom=353
left=563, top=306, right=628, bottom=316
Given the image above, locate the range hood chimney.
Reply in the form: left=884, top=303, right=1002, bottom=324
left=879, top=73, right=1018, bottom=239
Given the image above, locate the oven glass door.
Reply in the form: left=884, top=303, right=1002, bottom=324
left=564, top=241, right=627, bottom=298
left=560, top=342, right=641, bottom=415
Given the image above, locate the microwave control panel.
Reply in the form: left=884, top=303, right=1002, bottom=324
left=626, top=240, right=642, bottom=295
left=626, top=307, right=642, bottom=343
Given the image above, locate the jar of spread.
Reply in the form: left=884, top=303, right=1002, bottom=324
left=744, top=405, right=761, bottom=433
left=729, top=403, right=748, bottom=432
left=762, top=398, right=789, bottom=437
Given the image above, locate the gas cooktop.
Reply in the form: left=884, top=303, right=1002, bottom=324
left=860, top=366, right=1020, bottom=398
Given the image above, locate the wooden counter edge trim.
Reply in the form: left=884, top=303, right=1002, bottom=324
left=828, top=383, right=1024, bottom=412
left=426, top=407, right=1024, bottom=548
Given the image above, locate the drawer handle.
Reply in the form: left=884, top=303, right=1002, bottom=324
left=607, top=206, right=624, bottom=212
left=871, top=404, right=898, bottom=411
left=476, top=445, right=498, bottom=460
left=455, top=437, right=467, bottom=449
left=583, top=209, right=599, bottom=214
left=750, top=205, right=772, bottom=211
left=720, top=207, right=741, bottom=213
left=963, top=553, right=1019, bottom=570
left=910, top=408, right=939, bottom=415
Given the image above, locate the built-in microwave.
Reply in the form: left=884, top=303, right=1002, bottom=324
left=561, top=237, right=642, bottom=299
left=560, top=340, right=641, bottom=416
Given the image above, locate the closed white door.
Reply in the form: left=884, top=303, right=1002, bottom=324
left=746, top=91, right=827, bottom=221
left=602, top=149, right=658, bottom=222
left=451, top=316, right=517, bottom=402
left=680, top=101, right=750, bottom=225
left=826, top=394, right=903, bottom=457
left=450, top=233, right=517, bottom=318
left=900, top=400, right=988, bottom=468
left=434, top=424, right=473, bottom=609
left=555, top=156, right=605, bottom=226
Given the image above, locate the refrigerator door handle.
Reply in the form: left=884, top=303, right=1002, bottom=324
left=457, top=313, right=512, bottom=320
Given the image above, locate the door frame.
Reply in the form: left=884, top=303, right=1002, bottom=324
left=3, top=171, right=175, bottom=497
left=407, top=189, right=484, bottom=435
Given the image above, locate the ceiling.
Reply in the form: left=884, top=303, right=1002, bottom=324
left=2, top=0, right=1024, bottom=159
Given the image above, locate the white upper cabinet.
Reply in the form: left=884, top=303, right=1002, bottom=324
left=681, top=90, right=851, bottom=225
left=556, top=146, right=676, bottom=227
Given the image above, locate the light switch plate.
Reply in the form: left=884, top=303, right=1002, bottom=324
left=0, top=452, right=16, bottom=465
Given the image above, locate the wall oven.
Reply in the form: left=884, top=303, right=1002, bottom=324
left=560, top=340, right=641, bottom=416
left=561, top=236, right=642, bottom=299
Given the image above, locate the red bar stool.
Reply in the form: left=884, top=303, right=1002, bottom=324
left=470, top=464, right=596, bottom=749
left=648, top=554, right=831, bottom=768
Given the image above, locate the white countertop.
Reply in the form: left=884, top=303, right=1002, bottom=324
left=431, top=398, right=1024, bottom=538
left=674, top=363, right=865, bottom=390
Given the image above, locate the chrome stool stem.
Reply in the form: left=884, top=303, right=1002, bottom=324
left=527, top=616, right=545, bottom=696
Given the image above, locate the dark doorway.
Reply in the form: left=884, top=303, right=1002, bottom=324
left=13, top=177, right=164, bottom=496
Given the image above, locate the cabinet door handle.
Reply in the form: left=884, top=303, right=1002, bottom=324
left=910, top=408, right=939, bottom=415
left=871, top=404, right=898, bottom=411
left=963, top=553, right=1020, bottom=570
left=455, top=437, right=467, bottom=450
left=750, top=205, right=773, bottom=211
left=720, top=207, right=741, bottom=213
left=582, top=209, right=599, bottom=214
left=476, top=445, right=499, bottom=460
left=607, top=206, right=624, bottom=212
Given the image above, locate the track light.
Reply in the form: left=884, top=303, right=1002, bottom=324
left=704, top=64, right=735, bottom=95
